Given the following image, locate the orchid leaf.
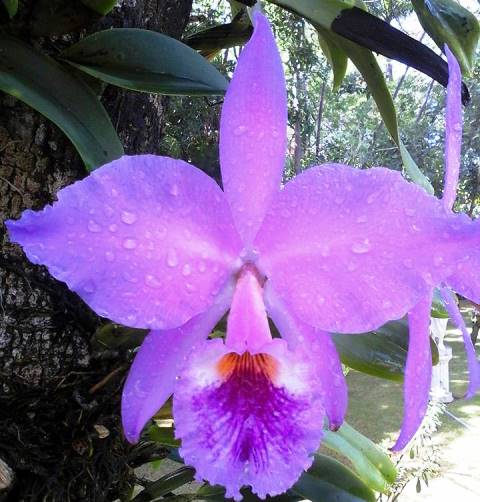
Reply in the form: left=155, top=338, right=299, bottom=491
left=323, top=422, right=397, bottom=493
left=0, top=35, right=123, bottom=171
left=267, top=0, right=468, bottom=103
left=93, top=323, right=147, bottom=351
left=1, top=0, right=17, bottom=18
left=148, top=425, right=180, bottom=448
left=80, top=0, right=117, bottom=15
left=333, top=320, right=439, bottom=381
left=412, top=0, right=479, bottom=75
left=317, top=26, right=348, bottom=91
left=327, top=30, right=435, bottom=193
left=132, top=466, right=195, bottom=502
left=186, top=19, right=253, bottom=60
left=60, top=29, right=228, bottom=95
left=291, top=454, right=376, bottom=502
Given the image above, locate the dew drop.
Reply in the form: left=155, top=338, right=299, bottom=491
left=403, top=258, right=414, bottom=269
left=356, top=215, right=367, bottom=224
left=317, top=296, right=325, bottom=306
left=366, top=193, right=377, bottom=204
left=433, top=254, right=443, bottom=267
left=108, top=224, right=118, bottom=233
left=167, top=248, right=178, bottom=267
left=404, top=208, right=416, bottom=217
left=198, top=261, right=207, bottom=273
left=123, top=238, right=137, bottom=250
left=105, top=251, right=115, bottom=262
left=182, top=263, right=192, bottom=276
left=351, top=239, right=371, bottom=254
left=234, top=125, right=247, bottom=136
left=121, top=210, right=137, bottom=224
left=318, top=243, right=330, bottom=257
left=453, top=122, right=462, bottom=132
left=145, top=274, right=161, bottom=288
left=88, top=220, right=102, bottom=233
left=169, top=183, right=179, bottom=196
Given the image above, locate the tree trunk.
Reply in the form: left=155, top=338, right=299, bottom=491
left=0, top=1, right=192, bottom=500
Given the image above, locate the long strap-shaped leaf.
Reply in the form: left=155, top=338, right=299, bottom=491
left=268, top=0, right=470, bottom=103
left=60, top=29, right=228, bottom=96
left=0, top=36, right=123, bottom=171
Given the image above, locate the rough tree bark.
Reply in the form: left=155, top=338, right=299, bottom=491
left=0, top=1, right=192, bottom=500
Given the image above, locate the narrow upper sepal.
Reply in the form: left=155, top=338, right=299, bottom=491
left=391, top=293, right=433, bottom=451
left=440, top=287, right=480, bottom=399
left=442, top=45, right=463, bottom=211
left=220, top=12, right=287, bottom=247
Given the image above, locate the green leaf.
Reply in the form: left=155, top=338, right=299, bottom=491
left=269, top=0, right=434, bottom=192
left=60, top=29, right=228, bottom=96
left=412, top=0, right=479, bottom=75
left=0, top=36, right=123, bottom=171
left=317, top=26, right=348, bottom=90
left=328, top=30, right=434, bottom=193
left=148, top=425, right=180, bottom=448
left=80, top=0, right=117, bottom=15
left=132, top=466, right=195, bottom=502
left=431, top=288, right=449, bottom=318
left=186, top=19, right=253, bottom=59
left=333, top=320, right=439, bottom=381
left=323, top=422, right=397, bottom=492
left=93, top=323, right=147, bottom=351
left=291, top=454, right=375, bottom=502
left=1, top=0, right=17, bottom=18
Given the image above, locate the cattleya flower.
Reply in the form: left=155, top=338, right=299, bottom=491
left=6, top=11, right=480, bottom=499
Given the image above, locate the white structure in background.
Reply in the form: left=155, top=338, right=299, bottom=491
left=430, top=317, right=453, bottom=403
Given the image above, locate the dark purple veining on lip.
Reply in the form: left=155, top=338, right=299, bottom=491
left=192, top=352, right=309, bottom=470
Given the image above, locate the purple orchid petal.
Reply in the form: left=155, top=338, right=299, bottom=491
left=122, top=284, right=233, bottom=443
left=219, top=12, right=287, bottom=246
left=226, top=266, right=272, bottom=353
left=440, top=287, right=480, bottom=398
left=264, top=282, right=347, bottom=430
left=6, top=155, right=242, bottom=330
left=442, top=45, right=463, bottom=211
left=255, top=164, right=480, bottom=333
left=391, top=293, right=432, bottom=451
left=174, top=336, right=324, bottom=500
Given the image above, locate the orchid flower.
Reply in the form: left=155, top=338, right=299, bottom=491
left=6, top=11, right=480, bottom=499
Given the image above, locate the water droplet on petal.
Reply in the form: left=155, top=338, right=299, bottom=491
left=318, top=243, right=330, bottom=257
left=351, top=239, right=371, bottom=254
left=105, top=251, right=115, bottom=262
left=453, top=122, right=462, bottom=132
left=198, top=261, right=207, bottom=273
left=403, top=258, right=414, bottom=269
left=123, top=238, right=137, bottom=250
left=404, top=208, right=416, bottom=217
left=182, top=264, right=192, bottom=276
left=169, top=183, right=179, bottom=196
left=88, top=220, right=102, bottom=233
left=145, top=274, right=161, bottom=288
left=108, top=224, right=118, bottom=233
left=356, top=215, right=367, bottom=224
left=234, top=125, right=247, bottom=136
left=121, top=210, right=137, bottom=224
left=167, top=248, right=178, bottom=267
left=433, top=254, right=443, bottom=267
